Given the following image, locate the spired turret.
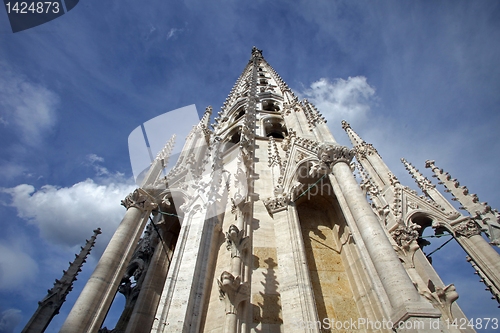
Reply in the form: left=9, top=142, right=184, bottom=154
left=21, top=228, right=101, bottom=333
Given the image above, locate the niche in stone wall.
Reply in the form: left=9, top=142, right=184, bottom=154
left=295, top=178, right=360, bottom=327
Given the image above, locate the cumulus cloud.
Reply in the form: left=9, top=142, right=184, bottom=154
left=1, top=179, right=136, bottom=249
left=0, top=242, right=38, bottom=291
left=300, top=76, right=376, bottom=126
left=0, top=63, right=58, bottom=145
left=0, top=309, right=22, bottom=333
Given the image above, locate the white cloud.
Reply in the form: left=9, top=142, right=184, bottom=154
left=0, top=63, right=58, bottom=145
left=0, top=241, right=38, bottom=291
left=1, top=179, right=136, bottom=249
left=166, top=28, right=182, bottom=40
left=0, top=309, right=22, bottom=333
left=85, top=154, right=116, bottom=177
left=300, top=77, right=376, bottom=127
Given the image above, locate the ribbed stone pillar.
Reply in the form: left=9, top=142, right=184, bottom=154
left=59, top=189, right=156, bottom=333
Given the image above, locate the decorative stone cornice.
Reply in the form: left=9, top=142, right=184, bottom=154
left=225, top=225, right=249, bottom=259
left=217, top=271, right=250, bottom=315
left=121, top=189, right=158, bottom=212
left=453, top=220, right=481, bottom=238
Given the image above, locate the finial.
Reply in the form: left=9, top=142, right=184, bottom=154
left=251, top=46, right=263, bottom=58
left=341, top=120, right=350, bottom=130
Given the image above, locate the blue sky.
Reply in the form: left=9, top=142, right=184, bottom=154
left=1, top=1, right=499, bottom=332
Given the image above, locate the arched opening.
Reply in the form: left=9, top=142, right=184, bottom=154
left=234, top=108, right=245, bottom=122
left=263, top=117, right=287, bottom=139
left=221, top=127, right=241, bottom=152
left=262, top=99, right=280, bottom=112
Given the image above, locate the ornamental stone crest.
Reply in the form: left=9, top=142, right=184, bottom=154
left=226, top=225, right=249, bottom=258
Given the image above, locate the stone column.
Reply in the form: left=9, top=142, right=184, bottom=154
left=452, top=220, right=500, bottom=294
left=314, top=143, right=439, bottom=323
left=60, top=189, right=157, bottom=333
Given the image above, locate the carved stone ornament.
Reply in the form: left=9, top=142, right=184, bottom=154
left=454, top=220, right=481, bottom=238
left=391, top=223, right=421, bottom=269
left=392, top=223, right=420, bottom=248
left=217, top=271, right=250, bottom=315
left=420, top=283, right=459, bottom=321
left=354, top=142, right=378, bottom=159
left=121, top=189, right=158, bottom=212
left=310, top=143, right=354, bottom=175
left=226, top=225, right=249, bottom=258
left=263, top=185, right=289, bottom=215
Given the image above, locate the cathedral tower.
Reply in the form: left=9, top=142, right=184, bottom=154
left=60, top=48, right=499, bottom=333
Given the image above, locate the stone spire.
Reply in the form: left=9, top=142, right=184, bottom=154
left=21, top=228, right=101, bottom=333
left=341, top=120, right=392, bottom=189
left=200, top=106, right=212, bottom=128
left=141, top=134, right=176, bottom=187
left=401, top=158, right=457, bottom=214
left=425, top=160, right=500, bottom=245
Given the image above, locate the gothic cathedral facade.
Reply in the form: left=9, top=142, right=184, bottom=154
left=59, top=48, right=500, bottom=333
